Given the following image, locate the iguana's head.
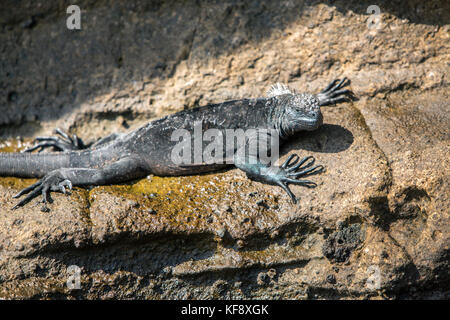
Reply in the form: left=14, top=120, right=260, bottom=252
left=267, top=84, right=323, bottom=138
left=284, top=93, right=322, bottom=132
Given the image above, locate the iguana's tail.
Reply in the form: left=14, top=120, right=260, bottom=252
left=0, top=152, right=71, bottom=178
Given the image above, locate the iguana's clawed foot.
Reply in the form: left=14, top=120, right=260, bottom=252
left=23, top=128, right=86, bottom=153
left=317, top=77, right=355, bottom=106
left=11, top=170, right=72, bottom=211
left=271, top=154, right=324, bottom=204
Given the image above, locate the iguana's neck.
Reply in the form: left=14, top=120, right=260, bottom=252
left=268, top=95, right=294, bottom=140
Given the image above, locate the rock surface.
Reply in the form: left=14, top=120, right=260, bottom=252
left=0, top=0, right=448, bottom=299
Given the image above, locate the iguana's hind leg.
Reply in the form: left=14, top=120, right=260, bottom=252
left=11, top=156, right=146, bottom=211
left=23, top=128, right=87, bottom=152
left=316, top=77, right=355, bottom=106
left=23, top=128, right=123, bottom=153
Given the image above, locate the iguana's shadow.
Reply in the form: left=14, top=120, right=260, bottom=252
left=280, top=124, right=354, bottom=155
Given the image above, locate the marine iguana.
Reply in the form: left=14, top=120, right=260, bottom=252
left=0, top=78, right=353, bottom=211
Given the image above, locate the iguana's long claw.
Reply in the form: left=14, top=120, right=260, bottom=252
left=317, top=78, right=355, bottom=106
left=269, top=154, right=324, bottom=203
left=11, top=171, right=72, bottom=211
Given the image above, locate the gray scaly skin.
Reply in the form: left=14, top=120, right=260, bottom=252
left=0, top=78, right=353, bottom=211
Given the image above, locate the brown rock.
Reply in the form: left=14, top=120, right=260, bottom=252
left=0, top=0, right=448, bottom=299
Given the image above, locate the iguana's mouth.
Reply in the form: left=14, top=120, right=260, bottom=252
left=296, top=113, right=323, bottom=131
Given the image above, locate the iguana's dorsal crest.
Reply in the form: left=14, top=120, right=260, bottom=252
left=266, top=83, right=296, bottom=98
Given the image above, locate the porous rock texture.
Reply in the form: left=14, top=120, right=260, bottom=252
left=0, top=0, right=448, bottom=299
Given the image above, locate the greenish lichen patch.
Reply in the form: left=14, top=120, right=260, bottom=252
left=0, top=139, right=27, bottom=153
left=0, top=176, right=38, bottom=192
left=87, top=172, right=283, bottom=236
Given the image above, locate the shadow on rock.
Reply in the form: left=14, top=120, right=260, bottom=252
left=36, top=234, right=218, bottom=278
left=1, top=0, right=447, bottom=135
left=282, top=124, right=354, bottom=155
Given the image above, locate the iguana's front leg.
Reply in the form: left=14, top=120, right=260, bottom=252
left=233, top=132, right=324, bottom=203
left=236, top=153, right=323, bottom=203
left=12, top=157, right=146, bottom=211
